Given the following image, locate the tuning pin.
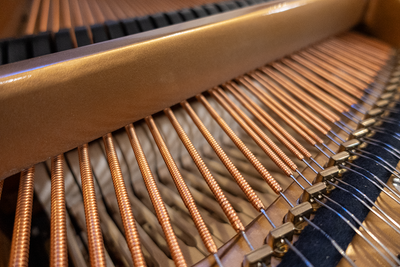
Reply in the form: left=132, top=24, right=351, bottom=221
left=384, top=83, right=397, bottom=93
left=315, top=166, right=340, bottom=183
left=242, top=245, right=274, bottom=267
left=364, top=108, right=384, bottom=119
left=300, top=182, right=327, bottom=212
left=349, top=128, right=370, bottom=140
left=265, top=222, right=295, bottom=257
left=284, top=202, right=313, bottom=234
left=374, top=99, right=390, bottom=109
left=326, top=151, right=351, bottom=167
left=338, top=139, right=362, bottom=153
left=356, top=118, right=377, bottom=130
left=379, top=92, right=394, bottom=100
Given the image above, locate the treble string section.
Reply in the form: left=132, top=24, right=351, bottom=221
left=300, top=49, right=383, bottom=113
left=270, top=45, right=400, bottom=171
left=319, top=158, right=400, bottom=226
left=290, top=52, right=379, bottom=101
left=273, top=46, right=393, bottom=132
left=314, top=196, right=400, bottom=266
left=371, top=124, right=400, bottom=140
left=307, top=95, right=400, bottom=185
left=261, top=65, right=352, bottom=134
left=225, top=82, right=322, bottom=172
left=208, top=87, right=312, bottom=185
left=260, top=56, right=392, bottom=150
left=273, top=59, right=364, bottom=132
left=255, top=65, right=389, bottom=150
left=252, top=70, right=350, bottom=150
left=238, top=76, right=334, bottom=159
left=344, top=163, right=400, bottom=203
left=315, top=149, right=400, bottom=266
left=281, top=161, right=395, bottom=266
left=318, top=143, right=400, bottom=188
left=295, top=123, right=400, bottom=265
left=307, top=135, right=400, bottom=252
left=326, top=179, right=400, bottom=235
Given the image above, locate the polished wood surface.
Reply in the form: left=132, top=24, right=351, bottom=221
left=364, top=0, right=400, bottom=48
left=0, top=0, right=368, bottom=181
left=0, top=0, right=29, bottom=39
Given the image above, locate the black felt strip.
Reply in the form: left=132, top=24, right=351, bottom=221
left=137, top=16, right=155, bottom=32
left=0, top=0, right=274, bottom=65
left=105, top=21, right=125, bottom=39
left=203, top=4, right=220, bottom=15
left=192, top=6, right=208, bottom=18
left=90, top=24, right=109, bottom=43
left=75, top=27, right=91, bottom=47
left=244, top=0, right=257, bottom=4
left=31, top=32, right=52, bottom=57
left=7, top=36, right=30, bottom=63
left=151, top=13, right=170, bottom=28
left=236, top=0, right=249, bottom=7
left=225, top=1, right=240, bottom=10
left=180, top=9, right=196, bottom=21
left=54, top=29, right=73, bottom=52
left=215, top=2, right=231, bottom=12
left=165, top=11, right=183, bottom=25
left=279, top=110, right=400, bottom=267
left=121, top=18, right=140, bottom=35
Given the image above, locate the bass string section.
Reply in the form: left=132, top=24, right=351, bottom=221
left=1, top=32, right=400, bottom=267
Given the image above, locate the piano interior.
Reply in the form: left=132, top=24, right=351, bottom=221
left=0, top=0, right=400, bottom=266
